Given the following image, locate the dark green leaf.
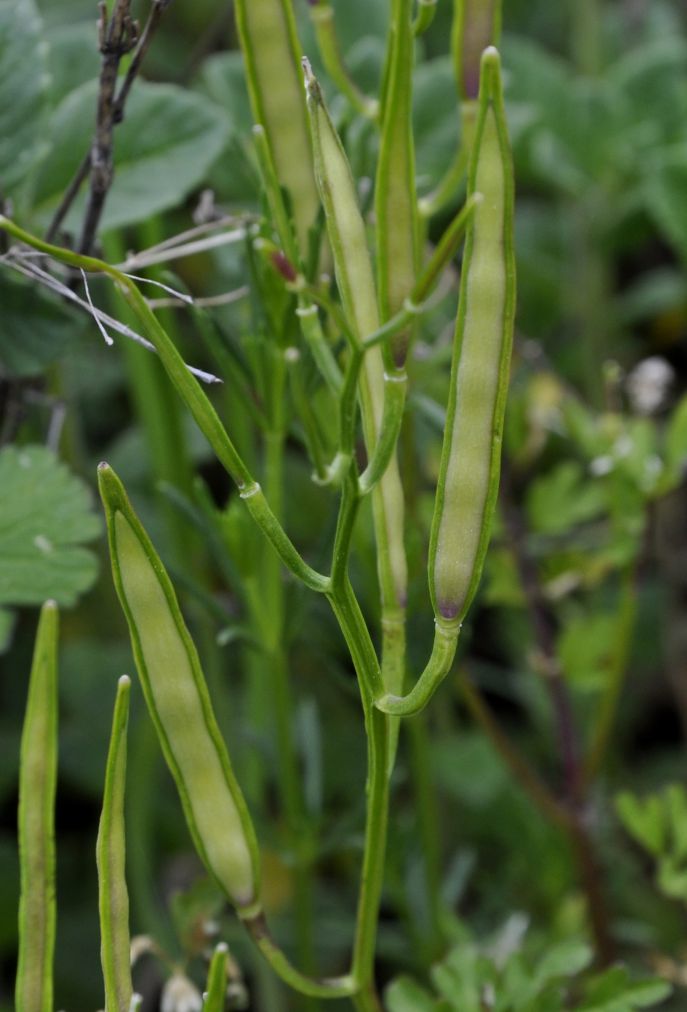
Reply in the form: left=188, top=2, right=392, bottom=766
left=0, top=445, right=100, bottom=607
left=31, top=80, right=230, bottom=230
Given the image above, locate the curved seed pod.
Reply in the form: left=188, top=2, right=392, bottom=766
left=16, top=601, right=58, bottom=1012
left=98, top=464, right=260, bottom=913
left=97, top=675, right=133, bottom=1012
left=429, top=47, right=515, bottom=629
left=235, top=0, right=319, bottom=254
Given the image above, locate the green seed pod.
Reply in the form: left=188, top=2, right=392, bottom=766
left=16, top=601, right=58, bottom=1012
left=303, top=59, right=408, bottom=613
left=235, top=0, right=320, bottom=255
left=452, top=0, right=502, bottom=101
left=375, top=0, right=418, bottom=366
left=97, top=675, right=134, bottom=1012
left=428, top=47, right=515, bottom=629
left=98, top=464, right=260, bottom=913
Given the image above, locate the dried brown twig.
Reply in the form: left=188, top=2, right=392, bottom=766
left=46, top=0, right=174, bottom=248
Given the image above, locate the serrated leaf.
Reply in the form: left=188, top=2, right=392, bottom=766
left=527, top=461, right=606, bottom=535
left=0, top=268, right=83, bottom=377
left=0, top=445, right=100, bottom=607
left=0, top=0, right=49, bottom=195
left=31, top=79, right=230, bottom=231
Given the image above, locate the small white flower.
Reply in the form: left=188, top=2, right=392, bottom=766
left=590, top=454, right=614, bottom=476
left=626, top=356, right=674, bottom=416
left=161, top=974, right=203, bottom=1012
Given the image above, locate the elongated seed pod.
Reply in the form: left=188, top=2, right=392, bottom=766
left=375, top=0, right=418, bottom=366
left=303, top=59, right=408, bottom=614
left=16, top=601, right=58, bottom=1012
left=235, top=0, right=319, bottom=255
left=452, top=0, right=502, bottom=101
left=97, top=675, right=133, bottom=1012
left=98, top=464, right=260, bottom=913
left=429, top=47, right=515, bottom=628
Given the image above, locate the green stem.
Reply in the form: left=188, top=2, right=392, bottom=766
left=375, top=621, right=459, bottom=715
left=309, top=3, right=380, bottom=120
left=242, top=912, right=355, bottom=999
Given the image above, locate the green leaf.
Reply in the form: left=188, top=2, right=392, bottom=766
left=0, top=445, right=100, bottom=607
left=558, top=611, right=619, bottom=690
left=526, top=461, right=606, bottom=535
left=31, top=80, right=230, bottom=231
left=385, top=976, right=441, bottom=1012
left=644, top=148, right=687, bottom=263
left=0, top=268, right=83, bottom=377
left=662, top=393, right=687, bottom=489
left=0, top=0, right=49, bottom=195
left=44, top=20, right=100, bottom=105
left=579, top=965, right=671, bottom=1010
left=656, top=857, right=687, bottom=902
left=615, top=792, right=665, bottom=857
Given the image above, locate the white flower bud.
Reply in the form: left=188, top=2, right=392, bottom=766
left=161, top=974, right=203, bottom=1012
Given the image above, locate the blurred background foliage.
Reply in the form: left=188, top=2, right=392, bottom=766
left=2, top=0, right=687, bottom=1008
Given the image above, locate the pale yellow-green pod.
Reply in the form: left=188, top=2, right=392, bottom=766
left=235, top=0, right=320, bottom=255
left=16, top=601, right=58, bottom=1012
left=429, top=48, right=515, bottom=628
left=98, top=464, right=260, bottom=914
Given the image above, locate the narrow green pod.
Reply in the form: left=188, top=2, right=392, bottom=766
left=202, top=943, right=228, bottom=1012
left=98, top=464, right=260, bottom=913
left=428, top=48, right=515, bottom=628
left=304, top=60, right=408, bottom=613
left=97, top=675, right=133, bottom=1012
left=375, top=0, right=418, bottom=365
left=16, top=601, right=58, bottom=1012
left=235, top=0, right=319, bottom=254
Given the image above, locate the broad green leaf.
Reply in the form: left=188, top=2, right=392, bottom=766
left=31, top=80, right=230, bottom=231
left=0, top=269, right=83, bottom=377
left=0, top=0, right=49, bottom=195
left=0, top=445, right=100, bottom=607
left=45, top=20, right=100, bottom=105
